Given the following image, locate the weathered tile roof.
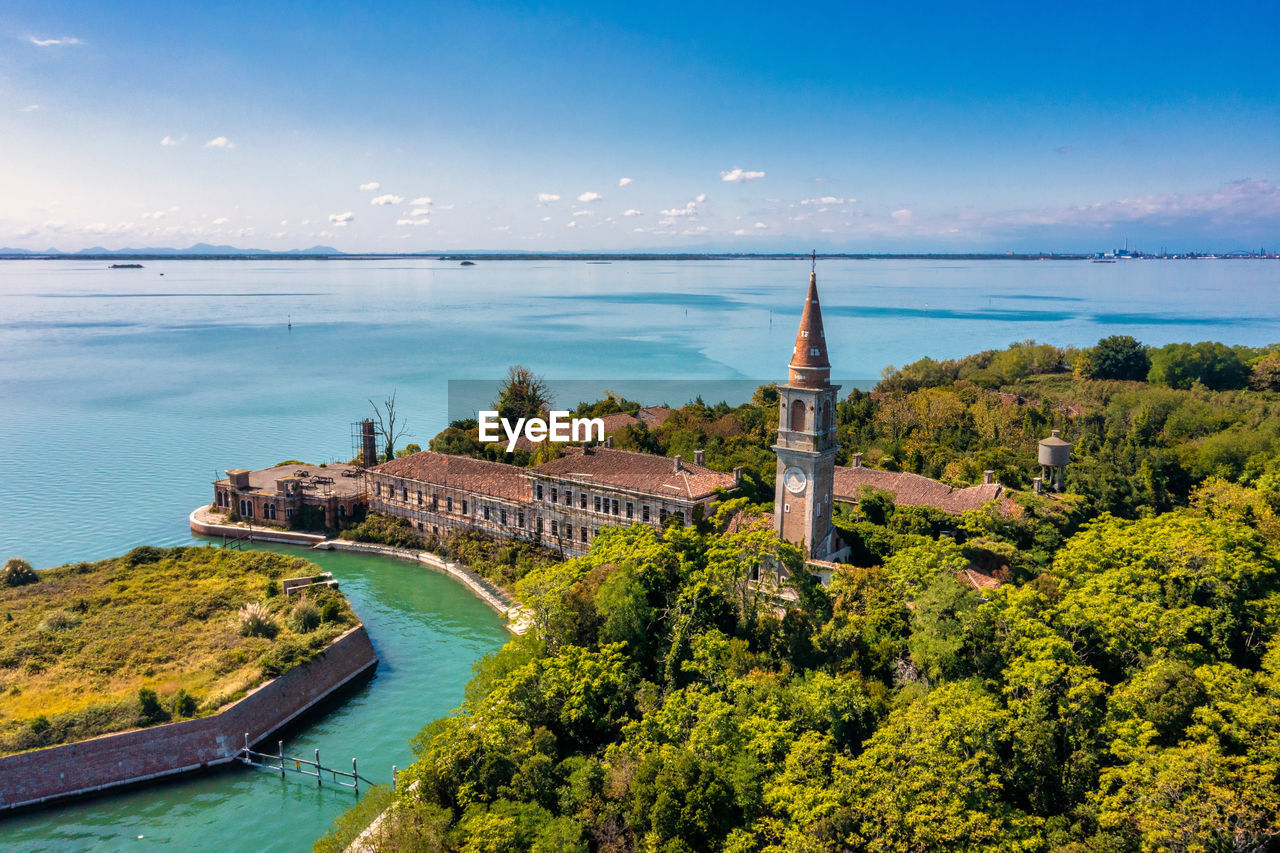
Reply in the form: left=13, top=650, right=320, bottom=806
left=533, top=446, right=737, bottom=501
left=638, top=406, right=673, bottom=429
left=372, top=451, right=532, bottom=503
left=833, top=465, right=1006, bottom=515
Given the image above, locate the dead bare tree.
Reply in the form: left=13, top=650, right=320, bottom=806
left=369, top=390, right=411, bottom=462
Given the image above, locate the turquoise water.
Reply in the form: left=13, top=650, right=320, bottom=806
left=3, top=259, right=1279, bottom=570
left=2, top=258, right=1279, bottom=849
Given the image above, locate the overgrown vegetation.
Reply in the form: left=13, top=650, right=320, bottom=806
left=0, top=546, right=357, bottom=756
left=321, top=336, right=1280, bottom=852
left=322, top=485, right=1280, bottom=851
left=340, top=514, right=562, bottom=591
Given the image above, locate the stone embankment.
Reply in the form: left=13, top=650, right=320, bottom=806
left=314, top=540, right=531, bottom=634
left=0, top=625, right=378, bottom=812
left=190, top=506, right=532, bottom=634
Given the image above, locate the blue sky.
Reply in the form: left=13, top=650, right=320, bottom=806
left=2, top=0, right=1278, bottom=252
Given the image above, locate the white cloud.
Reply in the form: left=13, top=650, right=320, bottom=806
left=160, top=135, right=182, bottom=146
left=754, top=221, right=768, bottom=229
left=212, top=217, right=229, bottom=225
left=567, top=220, right=578, bottom=228
left=721, top=168, right=765, bottom=183
left=409, top=197, right=431, bottom=206
left=540, top=216, right=552, bottom=222
left=28, top=36, right=82, bottom=46
left=280, top=220, right=288, bottom=226
left=891, top=209, right=913, bottom=223
left=537, top=193, right=560, bottom=203
left=733, top=229, right=748, bottom=236
left=140, top=210, right=166, bottom=220
left=437, top=203, right=454, bottom=210
left=493, top=225, right=510, bottom=231
left=204, top=136, right=235, bottom=149
left=572, top=210, right=593, bottom=217
left=617, top=177, right=633, bottom=187
left=370, top=194, right=403, bottom=206
left=660, top=196, right=703, bottom=219
left=577, top=191, right=603, bottom=203
left=301, top=219, right=311, bottom=226
left=624, top=209, right=642, bottom=217
left=20, top=104, right=40, bottom=112
left=396, top=218, right=430, bottom=226
left=359, top=182, right=381, bottom=192
left=800, top=196, right=850, bottom=205
left=329, top=211, right=354, bottom=226
left=409, top=207, right=432, bottom=217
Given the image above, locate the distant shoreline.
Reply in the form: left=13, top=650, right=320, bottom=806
left=2, top=252, right=1272, bottom=262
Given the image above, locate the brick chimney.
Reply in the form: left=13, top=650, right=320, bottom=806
left=852, top=453, right=863, bottom=468
left=694, top=449, right=705, bottom=466
left=984, top=470, right=995, bottom=485
left=733, top=466, right=744, bottom=485
left=604, top=435, right=613, bottom=448
left=673, top=455, right=683, bottom=473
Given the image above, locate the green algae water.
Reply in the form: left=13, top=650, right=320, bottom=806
left=2, top=258, right=1280, bottom=849
left=2, top=544, right=510, bottom=852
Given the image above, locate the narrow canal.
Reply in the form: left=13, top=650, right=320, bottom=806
left=3, top=543, right=510, bottom=852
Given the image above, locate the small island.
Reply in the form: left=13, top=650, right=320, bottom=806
left=108, top=263, right=143, bottom=268
left=0, top=547, right=377, bottom=810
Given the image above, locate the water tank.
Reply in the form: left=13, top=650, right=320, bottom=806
left=1038, top=430, right=1071, bottom=467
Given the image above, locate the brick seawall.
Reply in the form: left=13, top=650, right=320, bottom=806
left=0, top=625, right=378, bottom=812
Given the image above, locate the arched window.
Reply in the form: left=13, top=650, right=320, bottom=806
left=789, top=398, right=806, bottom=432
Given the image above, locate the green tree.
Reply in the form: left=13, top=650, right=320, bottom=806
left=1086, top=335, right=1150, bottom=381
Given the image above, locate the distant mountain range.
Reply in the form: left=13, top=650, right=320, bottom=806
left=0, top=243, right=344, bottom=257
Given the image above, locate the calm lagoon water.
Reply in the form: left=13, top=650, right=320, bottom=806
left=1, top=258, right=1279, bottom=849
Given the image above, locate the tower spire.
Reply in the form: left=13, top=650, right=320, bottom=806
left=788, top=259, right=831, bottom=388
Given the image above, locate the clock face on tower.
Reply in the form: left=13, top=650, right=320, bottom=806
left=783, top=466, right=808, bottom=494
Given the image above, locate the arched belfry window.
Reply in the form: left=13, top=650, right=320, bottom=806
left=790, top=398, right=806, bottom=432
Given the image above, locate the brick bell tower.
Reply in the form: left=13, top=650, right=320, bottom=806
left=773, top=257, right=840, bottom=559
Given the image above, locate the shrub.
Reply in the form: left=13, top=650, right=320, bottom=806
left=264, top=579, right=281, bottom=598
left=38, top=609, right=80, bottom=632
left=171, top=689, right=199, bottom=718
left=137, top=688, right=171, bottom=725
left=1, top=557, right=39, bottom=587
left=238, top=602, right=279, bottom=638
left=123, top=546, right=166, bottom=566
left=287, top=597, right=321, bottom=634
left=320, top=599, right=342, bottom=623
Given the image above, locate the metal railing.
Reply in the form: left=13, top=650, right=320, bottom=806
left=237, top=733, right=376, bottom=792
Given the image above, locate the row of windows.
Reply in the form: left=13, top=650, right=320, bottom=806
left=535, top=481, right=678, bottom=524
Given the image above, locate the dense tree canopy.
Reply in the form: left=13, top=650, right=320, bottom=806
left=319, top=335, right=1280, bottom=852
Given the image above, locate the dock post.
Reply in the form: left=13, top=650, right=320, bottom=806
left=279, top=741, right=285, bottom=779
left=243, top=732, right=249, bottom=761
left=316, top=748, right=322, bottom=787
left=352, top=758, right=358, bottom=793
left=392, top=765, right=397, bottom=792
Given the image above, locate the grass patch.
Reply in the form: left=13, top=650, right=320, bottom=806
left=0, top=545, right=358, bottom=756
